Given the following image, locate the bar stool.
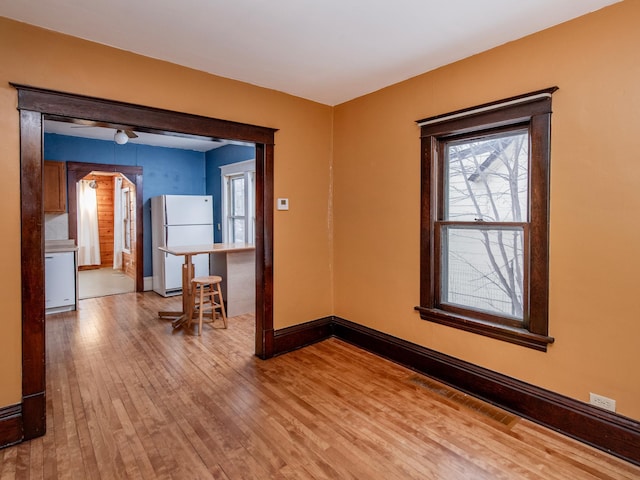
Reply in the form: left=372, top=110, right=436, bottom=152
left=189, top=275, right=228, bottom=335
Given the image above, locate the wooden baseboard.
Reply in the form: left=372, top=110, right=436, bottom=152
left=273, top=315, right=640, bottom=466
left=0, top=403, right=23, bottom=449
left=22, top=393, right=46, bottom=440
left=4, top=314, right=638, bottom=465
left=273, top=316, right=334, bottom=355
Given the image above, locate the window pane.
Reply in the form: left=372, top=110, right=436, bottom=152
left=445, top=130, right=528, bottom=222
left=441, top=226, right=524, bottom=319
left=231, top=177, right=245, bottom=216
left=232, top=218, right=245, bottom=243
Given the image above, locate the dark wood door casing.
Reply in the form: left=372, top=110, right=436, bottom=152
left=13, top=83, right=277, bottom=442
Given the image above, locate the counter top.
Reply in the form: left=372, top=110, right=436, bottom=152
left=45, top=239, right=78, bottom=253
left=159, top=242, right=255, bottom=256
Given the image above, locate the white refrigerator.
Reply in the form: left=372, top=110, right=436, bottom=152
left=151, top=194, right=214, bottom=296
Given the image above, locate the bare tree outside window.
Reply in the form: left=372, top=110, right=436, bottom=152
left=441, top=130, right=528, bottom=319
left=416, top=88, right=556, bottom=350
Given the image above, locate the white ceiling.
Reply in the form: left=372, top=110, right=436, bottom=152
left=44, top=120, right=231, bottom=152
left=0, top=0, right=620, bottom=106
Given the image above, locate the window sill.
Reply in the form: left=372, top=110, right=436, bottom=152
left=414, top=306, right=554, bottom=351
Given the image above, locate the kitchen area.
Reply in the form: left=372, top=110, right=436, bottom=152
left=151, top=193, right=256, bottom=318
left=44, top=160, right=78, bottom=313
left=43, top=121, right=257, bottom=320
left=43, top=159, right=138, bottom=314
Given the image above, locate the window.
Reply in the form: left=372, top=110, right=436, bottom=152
left=221, top=160, right=255, bottom=244
left=122, top=187, right=131, bottom=253
left=415, top=88, right=557, bottom=351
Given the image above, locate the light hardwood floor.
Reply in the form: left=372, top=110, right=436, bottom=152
left=1, top=292, right=638, bottom=479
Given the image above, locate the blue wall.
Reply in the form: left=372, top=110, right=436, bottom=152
left=205, top=144, right=256, bottom=242
left=45, top=133, right=208, bottom=277
left=44, top=134, right=256, bottom=275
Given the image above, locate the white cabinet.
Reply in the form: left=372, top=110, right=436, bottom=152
left=45, top=251, right=76, bottom=312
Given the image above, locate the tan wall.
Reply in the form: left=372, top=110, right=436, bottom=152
left=0, top=18, right=334, bottom=406
left=333, top=0, right=640, bottom=420
left=3, top=1, right=639, bottom=422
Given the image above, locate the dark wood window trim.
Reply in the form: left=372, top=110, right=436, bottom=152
left=415, top=88, right=558, bottom=351
left=12, top=83, right=277, bottom=441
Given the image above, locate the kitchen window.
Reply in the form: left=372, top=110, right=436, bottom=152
left=415, top=88, right=557, bottom=351
left=221, top=160, right=255, bottom=244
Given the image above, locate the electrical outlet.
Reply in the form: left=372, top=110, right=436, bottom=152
left=589, top=393, right=616, bottom=412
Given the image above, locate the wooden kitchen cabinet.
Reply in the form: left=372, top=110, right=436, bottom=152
left=44, top=160, right=67, bottom=213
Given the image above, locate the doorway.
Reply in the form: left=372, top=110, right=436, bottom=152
left=15, top=84, right=276, bottom=441
left=66, top=162, right=144, bottom=297
left=76, top=171, right=137, bottom=299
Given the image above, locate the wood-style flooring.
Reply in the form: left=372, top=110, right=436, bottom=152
left=1, top=292, right=638, bottom=479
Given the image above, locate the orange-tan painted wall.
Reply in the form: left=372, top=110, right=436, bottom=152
left=333, top=0, right=640, bottom=420
left=0, top=18, right=334, bottom=406
left=2, top=1, right=640, bottom=423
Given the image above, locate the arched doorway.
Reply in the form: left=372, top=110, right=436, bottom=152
left=66, top=162, right=144, bottom=296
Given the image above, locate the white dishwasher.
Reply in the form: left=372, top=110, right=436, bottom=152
left=45, top=251, right=77, bottom=312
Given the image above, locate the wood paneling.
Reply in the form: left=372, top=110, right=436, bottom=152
left=95, top=175, right=114, bottom=268
left=122, top=176, right=136, bottom=280
left=79, top=174, right=115, bottom=269
left=121, top=252, right=135, bottom=279
left=1, top=294, right=638, bottom=479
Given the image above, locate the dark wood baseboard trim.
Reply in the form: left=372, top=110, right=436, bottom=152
left=4, top=312, right=638, bottom=465
left=22, top=393, right=46, bottom=440
left=0, top=403, right=23, bottom=449
left=273, top=315, right=640, bottom=466
left=273, top=316, right=333, bottom=356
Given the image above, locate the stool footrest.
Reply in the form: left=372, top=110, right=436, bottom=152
left=188, top=276, right=228, bottom=335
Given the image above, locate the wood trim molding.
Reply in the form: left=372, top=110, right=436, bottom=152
left=13, top=84, right=276, bottom=145
left=255, top=143, right=275, bottom=359
left=11, top=83, right=277, bottom=447
left=416, top=89, right=556, bottom=350
left=273, top=315, right=640, bottom=467
left=273, top=316, right=334, bottom=355
left=19, top=109, right=46, bottom=439
left=0, top=404, right=22, bottom=448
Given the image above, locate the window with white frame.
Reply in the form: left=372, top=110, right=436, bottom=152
left=122, top=187, right=131, bottom=253
left=220, top=160, right=255, bottom=244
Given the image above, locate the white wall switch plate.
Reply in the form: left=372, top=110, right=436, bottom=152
left=277, top=198, right=289, bottom=210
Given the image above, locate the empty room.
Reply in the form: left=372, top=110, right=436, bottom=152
left=1, top=1, right=639, bottom=478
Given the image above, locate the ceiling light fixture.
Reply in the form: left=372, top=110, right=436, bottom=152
left=114, top=129, right=129, bottom=145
